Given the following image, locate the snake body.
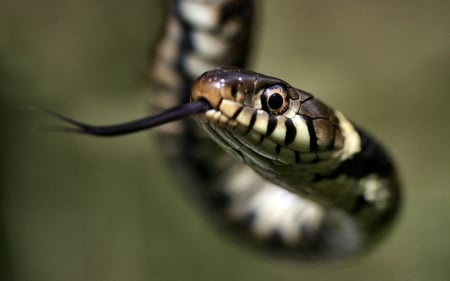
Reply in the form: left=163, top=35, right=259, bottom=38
left=150, top=0, right=400, bottom=260
left=45, top=0, right=400, bottom=261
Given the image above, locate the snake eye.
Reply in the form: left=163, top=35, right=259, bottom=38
left=261, top=85, right=289, bottom=114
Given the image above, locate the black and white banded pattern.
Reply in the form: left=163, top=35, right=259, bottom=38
left=150, top=0, right=400, bottom=260
left=43, top=0, right=401, bottom=261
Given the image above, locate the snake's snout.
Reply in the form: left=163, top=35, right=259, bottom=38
left=191, top=68, right=250, bottom=109
left=191, top=72, right=224, bottom=109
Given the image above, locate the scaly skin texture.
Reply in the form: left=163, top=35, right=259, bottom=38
left=37, top=0, right=400, bottom=262
left=150, top=1, right=400, bottom=260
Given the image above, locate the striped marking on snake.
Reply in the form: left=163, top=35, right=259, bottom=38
left=43, top=0, right=401, bottom=260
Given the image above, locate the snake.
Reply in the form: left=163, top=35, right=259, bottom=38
left=44, top=0, right=401, bottom=260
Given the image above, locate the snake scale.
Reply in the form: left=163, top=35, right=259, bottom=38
left=46, top=0, right=401, bottom=260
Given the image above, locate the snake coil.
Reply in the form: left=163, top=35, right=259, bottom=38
left=45, top=0, right=401, bottom=261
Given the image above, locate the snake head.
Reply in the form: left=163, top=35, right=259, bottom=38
left=191, top=68, right=349, bottom=168
left=191, top=67, right=306, bottom=113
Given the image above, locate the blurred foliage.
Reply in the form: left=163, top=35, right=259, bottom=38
left=1, top=1, right=449, bottom=281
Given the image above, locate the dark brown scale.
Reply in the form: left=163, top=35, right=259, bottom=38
left=299, top=98, right=334, bottom=119
left=293, top=88, right=313, bottom=102
left=313, top=119, right=339, bottom=150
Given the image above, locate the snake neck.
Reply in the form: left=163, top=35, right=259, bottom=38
left=149, top=0, right=400, bottom=260
left=150, top=0, right=255, bottom=184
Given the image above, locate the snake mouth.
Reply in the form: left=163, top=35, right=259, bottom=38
left=191, top=72, right=228, bottom=109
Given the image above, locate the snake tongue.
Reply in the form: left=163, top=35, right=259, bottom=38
left=36, top=99, right=211, bottom=137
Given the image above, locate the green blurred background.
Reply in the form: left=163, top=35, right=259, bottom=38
left=1, top=1, right=449, bottom=280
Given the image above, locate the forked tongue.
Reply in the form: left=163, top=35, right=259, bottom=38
left=35, top=100, right=211, bottom=137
